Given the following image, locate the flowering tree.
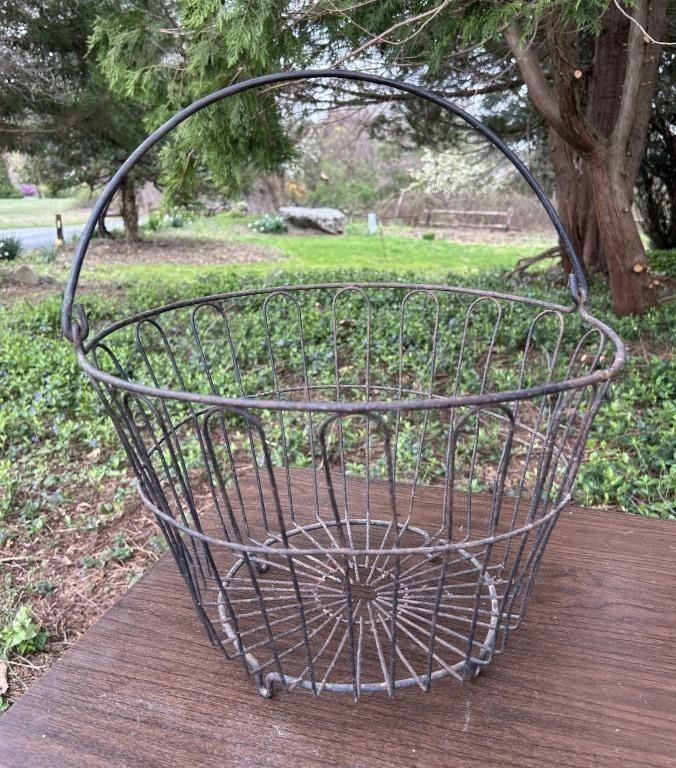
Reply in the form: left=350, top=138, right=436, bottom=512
left=408, top=146, right=516, bottom=200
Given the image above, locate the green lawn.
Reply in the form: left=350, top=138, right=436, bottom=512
left=3, top=215, right=553, bottom=312
left=107, top=243, right=534, bottom=283
left=86, top=235, right=545, bottom=291
left=117, top=214, right=554, bottom=284
left=0, top=197, right=90, bottom=229
left=248, top=232, right=539, bottom=273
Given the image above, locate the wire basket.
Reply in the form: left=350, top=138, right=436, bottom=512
left=62, top=70, right=625, bottom=698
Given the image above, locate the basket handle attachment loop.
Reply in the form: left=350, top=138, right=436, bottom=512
left=61, top=68, right=589, bottom=343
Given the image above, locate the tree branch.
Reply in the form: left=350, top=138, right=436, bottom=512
left=504, top=24, right=564, bottom=131
left=613, top=0, right=675, bottom=45
left=314, top=77, right=524, bottom=103
left=505, top=22, right=597, bottom=154
left=331, top=1, right=453, bottom=67
left=505, top=24, right=571, bottom=141
left=508, top=246, right=563, bottom=278
left=611, top=0, right=650, bottom=152
left=624, top=0, right=669, bottom=182
left=549, top=23, right=601, bottom=152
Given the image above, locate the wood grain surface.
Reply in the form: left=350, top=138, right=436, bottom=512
left=1, top=474, right=675, bottom=768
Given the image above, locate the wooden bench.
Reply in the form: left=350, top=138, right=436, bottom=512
left=377, top=208, right=514, bottom=230
left=1, top=479, right=675, bottom=768
left=425, top=208, right=514, bottom=230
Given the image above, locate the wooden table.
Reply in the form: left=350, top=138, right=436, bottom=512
left=2, top=482, right=675, bottom=768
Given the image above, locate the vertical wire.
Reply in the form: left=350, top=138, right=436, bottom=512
left=319, top=417, right=358, bottom=698
left=540, top=329, right=606, bottom=510
left=423, top=411, right=457, bottom=690
left=202, top=406, right=289, bottom=690
left=466, top=405, right=515, bottom=667
left=496, top=311, right=569, bottom=633
left=136, top=315, right=260, bottom=592
left=515, top=357, right=610, bottom=626
left=502, top=310, right=565, bottom=571
left=331, top=288, right=371, bottom=576
left=399, top=290, right=441, bottom=534
left=263, top=292, right=302, bottom=524
left=89, top=360, right=199, bottom=598
left=196, top=302, right=268, bottom=525
left=134, top=318, right=222, bottom=567
left=191, top=302, right=255, bottom=536
left=117, top=393, right=230, bottom=653
left=257, top=424, right=318, bottom=696
left=121, top=392, right=207, bottom=584
left=466, top=299, right=503, bottom=539
left=498, top=385, right=575, bottom=639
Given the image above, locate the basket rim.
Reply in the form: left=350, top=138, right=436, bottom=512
left=78, top=280, right=626, bottom=413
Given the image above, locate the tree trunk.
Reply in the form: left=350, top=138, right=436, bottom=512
left=551, top=131, right=656, bottom=314
left=508, top=0, right=668, bottom=316
left=590, top=150, right=656, bottom=315
left=120, top=176, right=140, bottom=242
left=549, top=130, right=601, bottom=275
left=97, top=196, right=114, bottom=239
left=635, top=53, right=676, bottom=249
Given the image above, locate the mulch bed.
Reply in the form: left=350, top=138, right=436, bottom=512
left=83, top=235, right=284, bottom=266
left=1, top=475, right=160, bottom=709
left=398, top=225, right=554, bottom=245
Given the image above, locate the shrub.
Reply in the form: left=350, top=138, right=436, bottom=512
left=0, top=164, right=21, bottom=199
left=145, top=209, right=194, bottom=233
left=144, top=212, right=162, bottom=232
left=648, top=249, right=675, bottom=277
left=0, top=235, right=22, bottom=261
left=248, top=214, right=287, bottom=234
left=19, top=183, right=39, bottom=198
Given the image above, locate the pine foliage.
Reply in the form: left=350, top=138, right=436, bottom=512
left=89, top=1, right=621, bottom=205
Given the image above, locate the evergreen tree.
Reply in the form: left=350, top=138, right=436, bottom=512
left=92, top=1, right=302, bottom=208
left=635, top=49, right=675, bottom=250
left=0, top=0, right=156, bottom=239
left=91, top=1, right=670, bottom=313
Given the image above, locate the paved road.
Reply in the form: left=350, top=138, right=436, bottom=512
left=0, top=219, right=123, bottom=250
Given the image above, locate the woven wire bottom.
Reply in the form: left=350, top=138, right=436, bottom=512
left=216, top=519, right=499, bottom=697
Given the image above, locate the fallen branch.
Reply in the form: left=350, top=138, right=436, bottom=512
left=509, top=245, right=562, bottom=278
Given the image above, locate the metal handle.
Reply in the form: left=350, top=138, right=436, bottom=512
left=61, top=68, right=588, bottom=343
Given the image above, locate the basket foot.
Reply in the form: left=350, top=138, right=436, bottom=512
left=254, top=668, right=274, bottom=698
